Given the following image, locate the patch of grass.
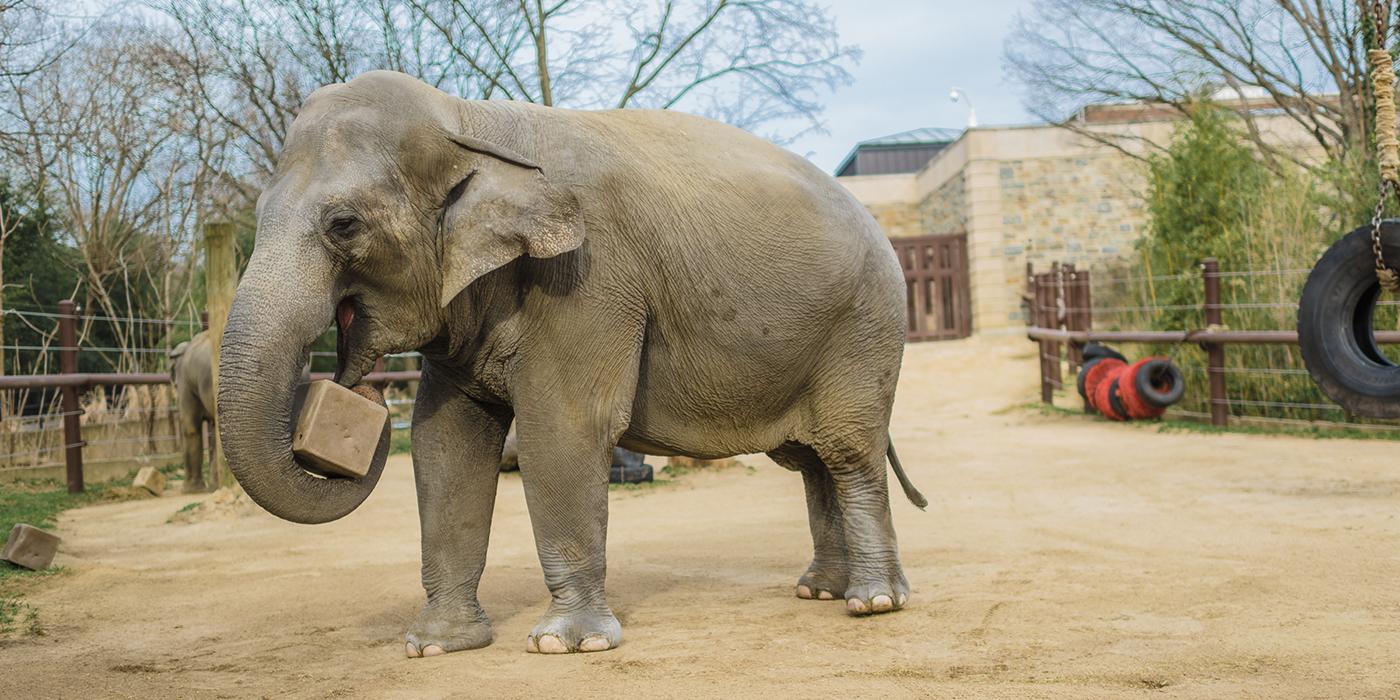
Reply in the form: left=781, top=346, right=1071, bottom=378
left=0, top=595, right=44, bottom=637
left=390, top=429, right=412, bottom=455
left=0, top=481, right=96, bottom=585
left=1026, top=400, right=1400, bottom=441
left=660, top=462, right=691, bottom=479
left=0, top=462, right=177, bottom=584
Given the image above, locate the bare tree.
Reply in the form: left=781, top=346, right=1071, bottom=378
left=1005, top=0, right=1378, bottom=167
left=406, top=0, right=859, bottom=141
left=1, top=20, right=209, bottom=372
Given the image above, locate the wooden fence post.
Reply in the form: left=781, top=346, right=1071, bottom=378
left=1033, top=272, right=1054, bottom=405
left=205, top=222, right=237, bottom=489
left=1202, top=258, right=1228, bottom=427
left=1064, top=263, right=1083, bottom=375
left=57, top=299, right=84, bottom=493
left=1047, top=263, right=1062, bottom=392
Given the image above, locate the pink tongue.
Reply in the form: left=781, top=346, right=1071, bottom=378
left=337, top=300, right=355, bottom=331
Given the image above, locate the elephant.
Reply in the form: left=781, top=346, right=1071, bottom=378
left=216, top=70, right=926, bottom=658
left=169, top=331, right=215, bottom=494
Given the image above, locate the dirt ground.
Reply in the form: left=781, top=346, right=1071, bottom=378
left=5, top=336, right=1400, bottom=698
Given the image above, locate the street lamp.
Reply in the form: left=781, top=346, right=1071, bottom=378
left=949, top=87, right=978, bottom=128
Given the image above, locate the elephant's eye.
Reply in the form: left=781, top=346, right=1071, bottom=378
left=442, top=171, right=475, bottom=210
left=326, top=215, right=359, bottom=238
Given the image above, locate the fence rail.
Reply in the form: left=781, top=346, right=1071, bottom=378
left=2, top=299, right=422, bottom=493
left=1026, top=257, right=1400, bottom=429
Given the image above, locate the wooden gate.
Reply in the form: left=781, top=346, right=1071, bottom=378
left=889, top=233, right=971, bottom=341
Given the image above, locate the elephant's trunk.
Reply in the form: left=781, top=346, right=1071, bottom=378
left=216, top=241, right=388, bottom=524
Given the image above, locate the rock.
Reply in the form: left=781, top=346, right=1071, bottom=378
left=292, top=380, right=389, bottom=479
left=1, top=523, right=61, bottom=570
left=132, top=466, right=166, bottom=496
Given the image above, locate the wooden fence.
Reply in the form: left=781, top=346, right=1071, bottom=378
left=1, top=300, right=421, bottom=493
left=1027, top=257, right=1400, bottom=427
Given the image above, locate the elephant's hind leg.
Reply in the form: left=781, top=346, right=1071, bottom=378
left=768, top=442, right=849, bottom=601
left=810, top=432, right=908, bottom=616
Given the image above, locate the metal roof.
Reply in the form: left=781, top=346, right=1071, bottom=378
left=858, top=127, right=963, bottom=147
left=834, top=127, right=963, bottom=177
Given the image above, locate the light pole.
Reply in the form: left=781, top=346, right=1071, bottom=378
left=950, top=87, right=978, bottom=128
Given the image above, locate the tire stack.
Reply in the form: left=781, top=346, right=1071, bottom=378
left=1076, top=343, right=1185, bottom=421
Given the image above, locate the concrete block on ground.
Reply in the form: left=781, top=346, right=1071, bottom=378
left=133, top=466, right=166, bottom=496
left=293, top=380, right=388, bottom=479
left=1, top=523, right=61, bottom=570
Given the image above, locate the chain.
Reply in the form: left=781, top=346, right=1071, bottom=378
left=1368, top=1, right=1400, bottom=293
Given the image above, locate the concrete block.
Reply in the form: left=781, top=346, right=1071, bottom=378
left=133, top=466, right=166, bottom=496
left=1, top=523, right=60, bottom=570
left=292, top=380, right=388, bottom=479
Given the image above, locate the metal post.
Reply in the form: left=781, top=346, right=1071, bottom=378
left=205, top=222, right=237, bottom=488
left=1202, top=258, right=1227, bottom=427
left=57, top=300, right=84, bottom=493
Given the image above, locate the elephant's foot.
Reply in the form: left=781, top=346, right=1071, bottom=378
left=795, top=558, right=849, bottom=600
left=405, top=600, right=493, bottom=658
left=843, top=563, right=910, bottom=616
left=180, top=480, right=206, bottom=495
left=525, top=602, right=621, bottom=654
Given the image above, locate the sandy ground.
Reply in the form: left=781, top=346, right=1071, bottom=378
left=5, top=336, right=1400, bottom=698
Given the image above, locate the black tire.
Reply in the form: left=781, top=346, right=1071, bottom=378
left=1076, top=357, right=1104, bottom=399
left=1133, top=358, right=1185, bottom=409
left=1082, top=342, right=1127, bottom=363
left=1298, top=220, right=1400, bottom=418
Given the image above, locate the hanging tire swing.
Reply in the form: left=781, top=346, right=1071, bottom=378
left=1298, top=2, right=1400, bottom=417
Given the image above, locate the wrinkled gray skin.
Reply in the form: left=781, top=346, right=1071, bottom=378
left=170, top=331, right=215, bottom=494
left=217, top=70, right=913, bottom=658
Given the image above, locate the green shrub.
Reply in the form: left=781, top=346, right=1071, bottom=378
left=1089, top=103, right=1400, bottom=429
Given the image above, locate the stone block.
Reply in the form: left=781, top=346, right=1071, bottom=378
left=1, top=523, right=60, bottom=570
left=292, top=380, right=388, bottom=479
left=133, top=466, right=166, bottom=496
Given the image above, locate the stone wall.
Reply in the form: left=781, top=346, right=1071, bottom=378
left=864, top=201, right=922, bottom=238
left=919, top=169, right=967, bottom=235
left=991, top=154, right=1147, bottom=323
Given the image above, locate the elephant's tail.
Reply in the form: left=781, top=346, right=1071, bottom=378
left=887, top=438, right=927, bottom=510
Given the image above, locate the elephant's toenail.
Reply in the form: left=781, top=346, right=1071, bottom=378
left=872, top=595, right=894, bottom=612
left=526, top=636, right=540, bottom=653
left=579, top=636, right=612, bottom=652
left=536, top=635, right=568, bottom=653
left=847, top=598, right=869, bottom=614
left=897, top=592, right=908, bottom=606
left=423, top=645, right=444, bottom=656
left=796, top=584, right=813, bottom=599
left=817, top=590, right=834, bottom=600
left=406, top=642, right=420, bottom=658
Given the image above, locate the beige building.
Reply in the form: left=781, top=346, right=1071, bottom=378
left=836, top=104, right=1315, bottom=335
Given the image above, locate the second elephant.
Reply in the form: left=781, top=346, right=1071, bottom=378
left=169, top=331, right=215, bottom=494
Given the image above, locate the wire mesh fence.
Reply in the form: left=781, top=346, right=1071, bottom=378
left=1027, top=259, right=1400, bottom=435
left=1, top=300, right=424, bottom=484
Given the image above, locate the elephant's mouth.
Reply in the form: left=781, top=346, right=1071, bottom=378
left=334, top=296, right=376, bottom=385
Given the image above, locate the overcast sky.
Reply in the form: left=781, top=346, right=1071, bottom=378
left=789, top=0, right=1038, bottom=173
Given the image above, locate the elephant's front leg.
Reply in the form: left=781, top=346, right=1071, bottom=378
left=404, top=377, right=510, bottom=658
left=516, top=409, right=622, bottom=654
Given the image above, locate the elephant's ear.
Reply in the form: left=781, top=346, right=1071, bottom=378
left=438, top=134, right=584, bottom=308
